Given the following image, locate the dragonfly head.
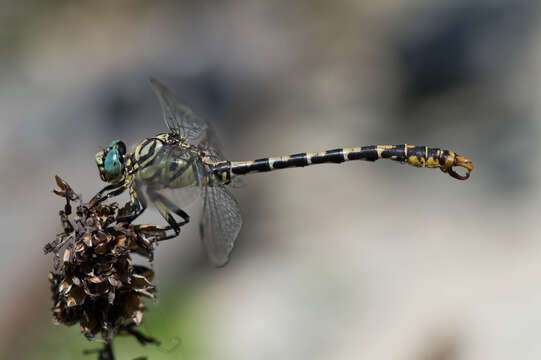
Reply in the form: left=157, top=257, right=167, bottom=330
left=95, top=140, right=127, bottom=183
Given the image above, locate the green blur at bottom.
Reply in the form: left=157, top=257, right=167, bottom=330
left=23, top=285, right=208, bottom=360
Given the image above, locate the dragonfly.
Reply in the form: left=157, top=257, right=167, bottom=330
left=93, top=78, right=474, bottom=267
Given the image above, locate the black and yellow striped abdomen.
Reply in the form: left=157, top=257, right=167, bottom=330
left=212, top=144, right=473, bottom=183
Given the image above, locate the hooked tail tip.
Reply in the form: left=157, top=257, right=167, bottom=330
left=443, top=154, right=473, bottom=180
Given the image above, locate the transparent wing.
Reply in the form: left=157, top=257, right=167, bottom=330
left=201, top=123, right=226, bottom=161
left=149, top=77, right=209, bottom=144
left=200, top=184, right=242, bottom=267
left=149, top=77, right=230, bottom=164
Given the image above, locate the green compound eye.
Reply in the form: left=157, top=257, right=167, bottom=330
left=109, top=139, right=126, bottom=156
left=104, top=148, right=122, bottom=179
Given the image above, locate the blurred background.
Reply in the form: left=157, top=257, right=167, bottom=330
left=1, top=0, right=540, bottom=359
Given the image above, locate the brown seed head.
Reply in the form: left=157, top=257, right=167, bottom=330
left=45, top=176, right=166, bottom=342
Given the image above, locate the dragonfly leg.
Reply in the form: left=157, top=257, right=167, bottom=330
left=117, top=187, right=147, bottom=223
left=147, top=190, right=190, bottom=242
left=149, top=231, right=180, bottom=242
left=90, top=183, right=125, bottom=205
left=99, top=186, right=126, bottom=207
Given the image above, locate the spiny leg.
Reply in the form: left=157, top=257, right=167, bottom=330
left=147, top=189, right=190, bottom=242
left=90, top=182, right=126, bottom=205
left=90, top=183, right=119, bottom=204
left=116, top=186, right=147, bottom=224
left=150, top=190, right=190, bottom=226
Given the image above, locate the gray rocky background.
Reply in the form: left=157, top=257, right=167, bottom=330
left=1, top=1, right=540, bottom=359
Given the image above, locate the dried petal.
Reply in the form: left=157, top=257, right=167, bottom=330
left=81, top=233, right=93, bottom=247
left=133, top=310, right=143, bottom=326
left=108, top=274, right=122, bottom=288
left=85, top=217, right=95, bottom=227
left=112, top=245, right=129, bottom=256
left=58, top=279, right=72, bottom=295
left=116, top=234, right=127, bottom=247
left=133, top=266, right=154, bottom=281
left=131, top=274, right=153, bottom=290
left=83, top=280, right=109, bottom=297
left=94, top=242, right=108, bottom=255
left=55, top=175, right=67, bottom=190
left=95, top=231, right=109, bottom=244
left=62, top=248, right=71, bottom=263
left=134, top=289, right=155, bottom=299
left=108, top=290, right=116, bottom=305
left=88, top=275, right=105, bottom=284
left=74, top=240, right=86, bottom=253
left=123, top=292, right=143, bottom=324
left=66, top=286, right=86, bottom=307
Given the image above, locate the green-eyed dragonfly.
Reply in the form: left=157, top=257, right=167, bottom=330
left=93, top=78, right=474, bottom=266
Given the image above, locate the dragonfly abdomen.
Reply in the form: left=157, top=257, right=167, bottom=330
left=215, top=144, right=473, bottom=181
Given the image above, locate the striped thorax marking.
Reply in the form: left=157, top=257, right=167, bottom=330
left=134, top=138, right=164, bottom=168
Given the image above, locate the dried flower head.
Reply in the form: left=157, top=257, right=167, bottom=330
left=45, top=176, right=165, bottom=345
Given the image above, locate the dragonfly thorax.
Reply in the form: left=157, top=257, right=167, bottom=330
left=131, top=135, right=209, bottom=191
left=95, top=140, right=127, bottom=183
